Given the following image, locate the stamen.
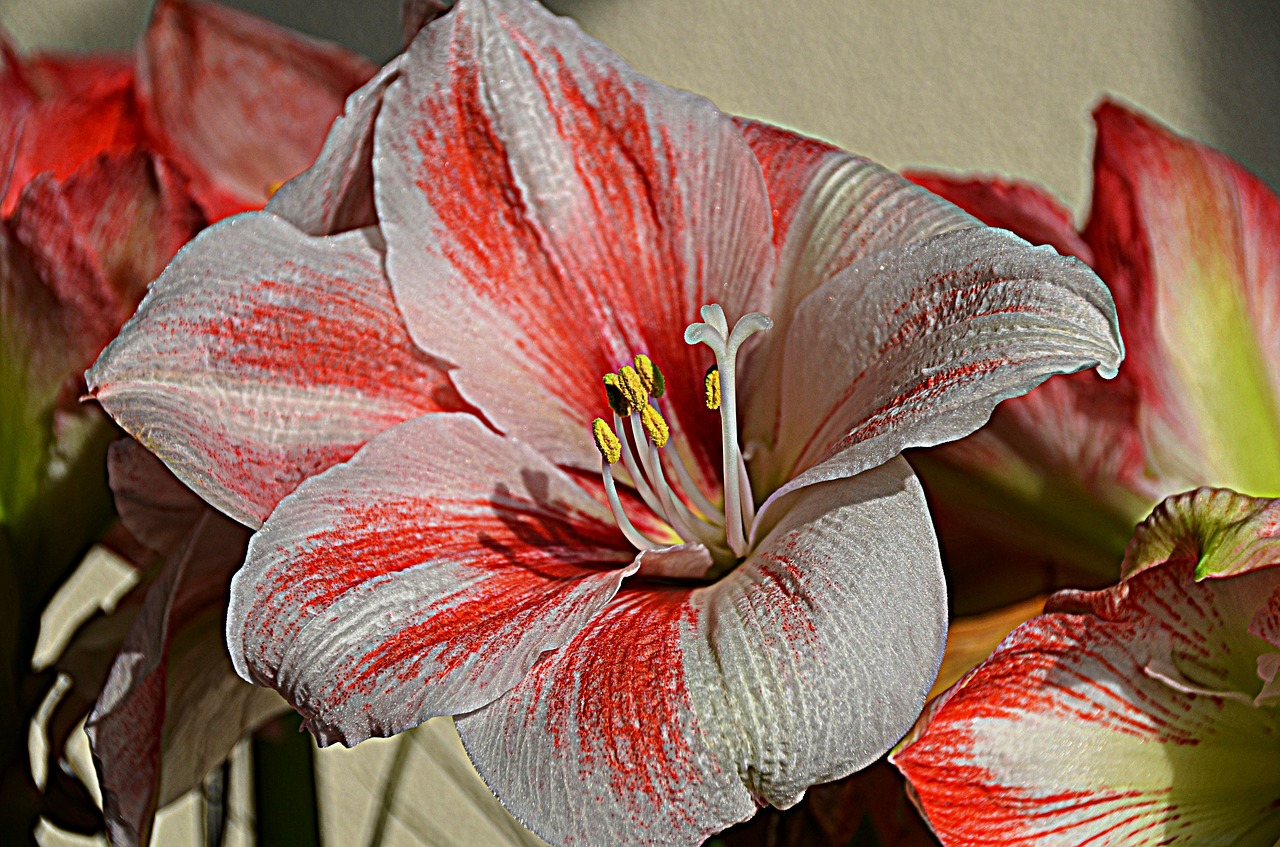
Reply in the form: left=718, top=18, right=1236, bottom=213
left=613, top=412, right=667, bottom=518
left=592, top=418, right=622, bottom=465
left=617, top=365, right=648, bottom=411
left=640, top=405, right=670, bottom=447
left=600, top=461, right=662, bottom=550
left=634, top=354, right=665, bottom=398
left=602, top=373, right=631, bottom=416
left=704, top=365, right=721, bottom=411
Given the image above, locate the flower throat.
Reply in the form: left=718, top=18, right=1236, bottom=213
left=590, top=304, right=772, bottom=560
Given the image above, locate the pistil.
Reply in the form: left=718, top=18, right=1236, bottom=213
left=685, top=305, right=772, bottom=555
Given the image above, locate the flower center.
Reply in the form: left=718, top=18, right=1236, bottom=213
left=590, top=304, right=773, bottom=560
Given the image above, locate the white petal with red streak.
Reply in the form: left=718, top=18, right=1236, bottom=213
left=375, top=0, right=773, bottom=477
left=228, top=413, right=637, bottom=746
left=457, top=457, right=945, bottom=846
left=734, top=119, right=979, bottom=455
left=893, top=558, right=1280, bottom=845
left=754, top=226, right=1123, bottom=521
left=87, top=212, right=452, bottom=527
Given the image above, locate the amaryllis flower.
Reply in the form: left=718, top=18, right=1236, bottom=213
left=893, top=487, right=1280, bottom=845
left=87, top=1, right=1122, bottom=843
left=905, top=101, right=1280, bottom=603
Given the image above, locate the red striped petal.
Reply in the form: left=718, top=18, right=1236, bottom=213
left=1084, top=101, right=1280, bottom=498
left=457, top=457, right=946, bottom=845
left=904, top=171, right=1095, bottom=265
left=456, top=586, right=754, bottom=847
left=375, top=0, right=773, bottom=480
left=228, top=414, right=637, bottom=745
left=87, top=212, right=458, bottom=526
left=894, top=552, right=1280, bottom=845
left=755, top=226, right=1123, bottom=521
left=732, top=119, right=979, bottom=464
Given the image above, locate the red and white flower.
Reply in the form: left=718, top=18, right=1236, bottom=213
left=893, top=487, right=1280, bottom=845
left=87, top=1, right=1123, bottom=843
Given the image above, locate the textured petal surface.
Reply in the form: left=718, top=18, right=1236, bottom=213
left=376, top=0, right=773, bottom=480
left=755, top=226, right=1123, bottom=519
left=457, top=457, right=945, bottom=846
left=87, top=213, right=456, bottom=526
left=733, top=119, right=979, bottom=453
left=228, top=414, right=637, bottom=746
left=1084, top=101, right=1280, bottom=498
left=138, top=0, right=375, bottom=221
left=894, top=508, right=1280, bottom=845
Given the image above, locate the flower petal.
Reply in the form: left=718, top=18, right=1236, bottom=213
left=1123, top=487, right=1280, bottom=580
left=755, top=226, right=1123, bottom=522
left=138, top=0, right=376, bottom=221
left=107, top=438, right=210, bottom=557
left=87, top=212, right=456, bottom=527
left=86, top=505, right=280, bottom=847
left=456, top=457, right=945, bottom=846
left=894, top=553, right=1280, bottom=844
left=227, top=413, right=637, bottom=746
left=1084, top=101, right=1280, bottom=497
left=733, top=119, right=979, bottom=456
left=904, top=171, right=1095, bottom=265
left=375, top=0, right=774, bottom=476
left=0, top=53, right=143, bottom=216
left=455, top=588, right=755, bottom=847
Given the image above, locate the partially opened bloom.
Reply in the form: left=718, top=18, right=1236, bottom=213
left=906, top=102, right=1280, bottom=601
left=893, top=488, right=1280, bottom=844
left=88, top=1, right=1122, bottom=843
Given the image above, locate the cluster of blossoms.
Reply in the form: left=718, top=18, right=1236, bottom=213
left=84, top=0, right=1126, bottom=844
left=10, top=0, right=1273, bottom=845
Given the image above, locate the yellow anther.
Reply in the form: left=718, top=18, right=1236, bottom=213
left=592, top=418, right=622, bottom=464
left=634, top=354, right=666, bottom=398
left=602, top=373, right=630, bottom=417
left=617, top=365, right=648, bottom=412
left=704, top=365, right=721, bottom=411
left=640, top=405, right=670, bottom=448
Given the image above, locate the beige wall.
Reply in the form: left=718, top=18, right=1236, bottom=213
left=3, top=0, right=1278, bottom=212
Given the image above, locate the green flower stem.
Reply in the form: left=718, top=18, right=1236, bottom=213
left=252, top=712, right=320, bottom=847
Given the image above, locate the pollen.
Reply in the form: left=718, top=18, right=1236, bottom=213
left=704, top=365, right=721, bottom=410
left=602, top=373, right=631, bottom=416
left=640, top=405, right=670, bottom=448
left=617, top=365, right=648, bottom=411
left=634, top=354, right=665, bottom=398
left=592, top=418, right=622, bottom=464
